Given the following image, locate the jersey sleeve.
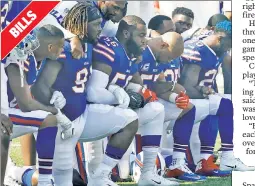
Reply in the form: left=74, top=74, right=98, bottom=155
left=92, top=37, right=117, bottom=67
left=180, top=42, right=202, bottom=66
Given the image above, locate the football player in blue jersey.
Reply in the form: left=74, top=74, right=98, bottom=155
left=88, top=15, right=180, bottom=186
left=1, top=56, right=13, bottom=185
left=182, top=14, right=229, bottom=42
left=179, top=20, right=255, bottom=172
left=31, top=4, right=139, bottom=186
left=135, top=32, right=206, bottom=182
left=48, top=1, right=127, bottom=59
left=3, top=25, right=72, bottom=186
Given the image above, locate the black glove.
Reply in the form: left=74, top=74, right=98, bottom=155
left=126, top=90, right=150, bottom=109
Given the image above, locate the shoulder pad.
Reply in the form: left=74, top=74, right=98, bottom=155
left=93, top=37, right=117, bottom=64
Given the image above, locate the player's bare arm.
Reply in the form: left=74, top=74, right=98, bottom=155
left=31, top=59, right=63, bottom=105
left=150, top=72, right=175, bottom=100
left=7, top=64, right=58, bottom=114
left=222, top=53, right=232, bottom=94
left=180, top=63, right=212, bottom=99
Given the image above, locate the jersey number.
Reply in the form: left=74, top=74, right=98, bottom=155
left=72, top=68, right=89, bottom=93
left=199, top=69, right=218, bottom=87
left=111, top=73, right=132, bottom=88
left=140, top=74, right=159, bottom=89
left=164, top=68, right=179, bottom=82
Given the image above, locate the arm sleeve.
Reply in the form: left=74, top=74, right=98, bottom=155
left=86, top=70, right=119, bottom=105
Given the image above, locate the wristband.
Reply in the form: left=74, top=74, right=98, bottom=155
left=169, top=93, right=178, bottom=103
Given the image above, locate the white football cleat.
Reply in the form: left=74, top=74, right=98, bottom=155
left=88, top=171, right=119, bottom=186
left=4, top=177, right=21, bottom=186
left=220, top=157, right=255, bottom=171
left=138, top=171, right=179, bottom=186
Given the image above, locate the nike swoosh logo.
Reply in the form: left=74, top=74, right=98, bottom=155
left=225, top=165, right=237, bottom=169
left=151, top=179, right=161, bottom=184
left=131, top=95, right=137, bottom=101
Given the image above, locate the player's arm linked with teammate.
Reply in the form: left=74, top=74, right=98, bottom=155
left=87, top=61, right=130, bottom=108
left=179, top=63, right=215, bottom=99
left=31, top=59, right=74, bottom=140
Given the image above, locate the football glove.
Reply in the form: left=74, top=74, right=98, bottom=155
left=175, top=91, right=189, bottom=109
left=140, top=87, right=158, bottom=102
left=55, top=109, right=75, bottom=140
left=126, top=90, right=149, bottom=109
left=50, top=91, right=66, bottom=109
left=108, top=84, right=130, bottom=109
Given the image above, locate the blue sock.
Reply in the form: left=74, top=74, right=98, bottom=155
left=36, top=127, right=58, bottom=175
left=199, top=115, right=219, bottom=154
left=22, top=169, right=36, bottom=186
left=173, top=107, right=196, bottom=153
left=217, top=98, right=234, bottom=151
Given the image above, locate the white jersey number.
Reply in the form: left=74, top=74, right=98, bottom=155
left=72, top=68, right=89, bottom=93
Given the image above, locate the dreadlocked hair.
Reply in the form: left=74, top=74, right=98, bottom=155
left=62, top=2, right=93, bottom=40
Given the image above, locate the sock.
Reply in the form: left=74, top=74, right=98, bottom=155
left=217, top=98, right=234, bottom=151
left=200, top=154, right=212, bottom=160
left=221, top=151, right=234, bottom=159
left=173, top=107, right=196, bottom=154
left=170, top=151, right=186, bottom=168
left=22, top=169, right=36, bottom=186
left=95, top=144, right=126, bottom=175
left=36, top=127, right=57, bottom=179
left=142, top=147, right=158, bottom=173
left=189, top=123, right=200, bottom=165
left=199, top=115, right=218, bottom=159
left=53, top=169, right=73, bottom=186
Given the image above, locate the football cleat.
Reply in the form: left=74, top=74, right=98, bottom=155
left=164, top=159, right=206, bottom=182
left=220, top=157, right=255, bottom=171
left=138, top=171, right=179, bottom=186
left=195, top=156, right=231, bottom=177
left=87, top=171, right=118, bottom=186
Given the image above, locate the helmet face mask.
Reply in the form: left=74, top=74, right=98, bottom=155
left=18, top=30, right=40, bottom=55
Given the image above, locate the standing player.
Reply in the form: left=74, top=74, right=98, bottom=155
left=31, top=3, right=139, bottom=186
left=179, top=21, right=255, bottom=172
left=3, top=25, right=71, bottom=186
left=88, top=15, right=179, bottom=186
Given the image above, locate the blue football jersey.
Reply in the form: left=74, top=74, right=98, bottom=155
left=180, top=40, right=221, bottom=88
left=52, top=41, right=92, bottom=121
left=93, top=36, right=138, bottom=88
left=1, top=1, right=30, bottom=30
left=162, top=58, right=180, bottom=83
left=139, top=46, right=165, bottom=89
left=7, top=54, right=44, bottom=107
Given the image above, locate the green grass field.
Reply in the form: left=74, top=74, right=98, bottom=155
left=10, top=137, right=232, bottom=186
